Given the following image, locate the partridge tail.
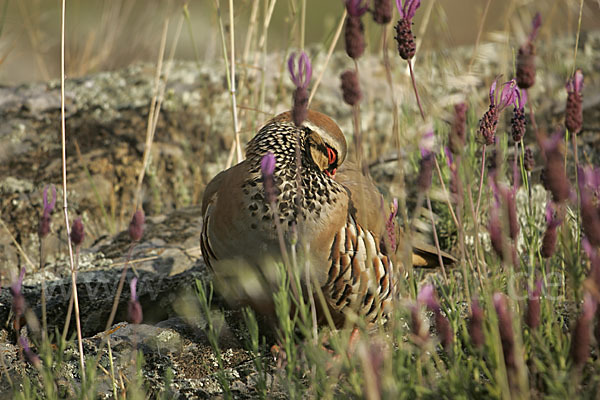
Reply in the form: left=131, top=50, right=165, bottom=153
left=412, top=242, right=457, bottom=268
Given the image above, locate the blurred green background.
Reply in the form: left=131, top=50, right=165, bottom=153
left=0, top=0, right=598, bottom=84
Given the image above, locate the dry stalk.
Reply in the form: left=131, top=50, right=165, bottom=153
left=0, top=218, right=36, bottom=269
left=308, top=9, right=346, bottom=106
left=572, top=0, right=584, bottom=76
left=134, top=18, right=169, bottom=211
left=242, top=0, right=260, bottom=64
left=467, top=0, right=493, bottom=73
left=228, top=0, right=242, bottom=164
left=60, top=0, right=86, bottom=385
left=135, top=15, right=184, bottom=212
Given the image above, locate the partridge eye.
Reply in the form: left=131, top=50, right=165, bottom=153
left=327, top=147, right=336, bottom=165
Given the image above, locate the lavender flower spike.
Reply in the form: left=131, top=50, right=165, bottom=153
left=565, top=69, right=584, bottom=134
left=128, top=277, right=143, bottom=324
left=288, top=51, right=312, bottom=126
left=373, top=0, right=393, bottom=24
left=417, top=283, right=438, bottom=310
left=344, top=1, right=367, bottom=60
left=43, top=185, right=57, bottom=212
left=541, top=202, right=561, bottom=258
left=288, top=52, right=312, bottom=90
left=498, top=79, right=519, bottom=111
left=345, top=0, right=368, bottom=17
left=417, top=283, right=454, bottom=352
left=261, top=151, right=276, bottom=177
left=526, top=279, right=542, bottom=329
left=479, top=78, right=519, bottom=145
left=529, top=13, right=542, bottom=42
left=511, top=88, right=527, bottom=142
left=39, top=184, right=57, bottom=238
left=566, top=69, right=584, bottom=94
left=128, top=209, right=145, bottom=242
left=578, top=165, right=600, bottom=246
left=493, top=293, right=516, bottom=369
left=419, top=129, right=435, bottom=157
left=570, top=292, right=596, bottom=367
left=396, top=0, right=421, bottom=20
left=394, top=0, right=420, bottom=59
left=70, top=217, right=85, bottom=247
left=19, top=336, right=42, bottom=369
left=11, top=267, right=26, bottom=318
left=261, top=152, right=277, bottom=203
left=517, top=13, right=542, bottom=89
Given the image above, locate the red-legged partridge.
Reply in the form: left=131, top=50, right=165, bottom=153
left=201, top=110, right=452, bottom=326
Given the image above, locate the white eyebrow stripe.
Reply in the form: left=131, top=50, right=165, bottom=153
left=304, top=120, right=334, bottom=147
left=303, top=120, right=322, bottom=134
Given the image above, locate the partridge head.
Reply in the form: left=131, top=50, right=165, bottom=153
left=201, top=110, right=453, bottom=327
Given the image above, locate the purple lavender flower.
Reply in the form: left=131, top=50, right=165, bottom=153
left=128, top=277, right=143, bottom=324
left=19, top=336, right=41, bottom=369
left=528, top=13, right=542, bottom=42
left=540, top=129, right=570, bottom=203
left=493, top=293, right=516, bottom=370
left=372, top=0, right=392, bottom=24
left=449, top=102, right=468, bottom=155
left=583, top=239, right=600, bottom=295
left=570, top=292, right=596, bottom=368
left=490, top=179, right=519, bottom=241
left=396, top=0, right=420, bottom=20
left=523, top=147, right=535, bottom=171
left=495, top=78, right=520, bottom=110
left=128, top=209, right=145, bottom=242
left=578, top=164, right=600, bottom=197
left=469, top=299, right=485, bottom=349
left=346, top=0, right=368, bottom=17
left=516, top=13, right=542, bottom=89
left=261, top=152, right=277, bottom=204
left=566, top=69, right=584, bottom=94
left=511, top=89, right=527, bottom=142
left=288, top=52, right=312, bottom=126
left=340, top=70, right=362, bottom=106
left=417, top=283, right=437, bottom=310
left=418, top=284, right=454, bottom=352
left=578, top=165, right=600, bottom=246
left=394, top=0, right=421, bottom=60
left=478, top=78, right=519, bottom=145
left=526, top=279, right=542, bottom=329
left=10, top=267, right=26, bottom=318
left=70, top=217, right=85, bottom=247
left=565, top=69, right=584, bottom=134
left=288, top=52, right=312, bottom=90
left=38, top=185, right=57, bottom=238
left=261, top=151, right=276, bottom=177
left=344, top=3, right=367, bottom=60
left=541, top=202, right=562, bottom=258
